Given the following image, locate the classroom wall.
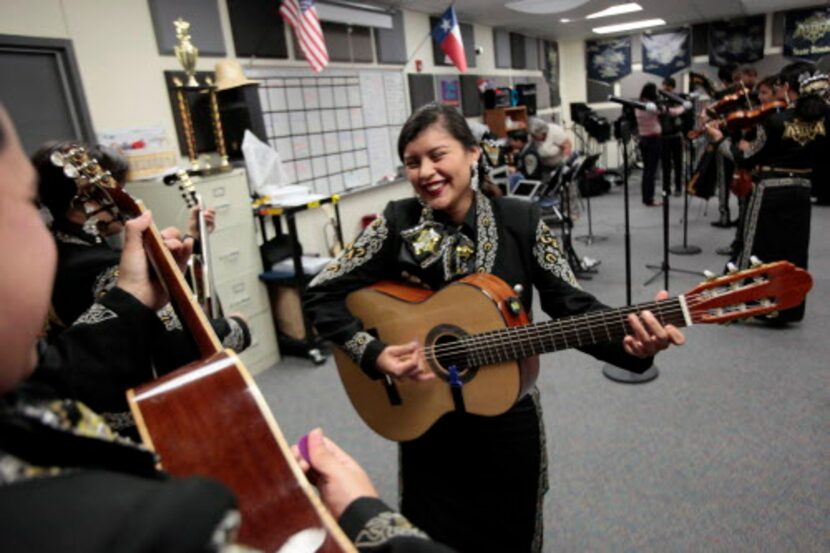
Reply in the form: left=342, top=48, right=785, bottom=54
left=0, top=0, right=551, bottom=251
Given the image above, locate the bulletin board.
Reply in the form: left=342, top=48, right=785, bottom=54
left=248, top=67, right=409, bottom=195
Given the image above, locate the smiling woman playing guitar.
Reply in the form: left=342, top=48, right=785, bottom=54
left=304, top=103, right=685, bottom=553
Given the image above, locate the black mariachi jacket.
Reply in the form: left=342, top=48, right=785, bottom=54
left=304, top=192, right=652, bottom=376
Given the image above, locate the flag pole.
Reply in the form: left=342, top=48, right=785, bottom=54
left=401, top=30, right=433, bottom=116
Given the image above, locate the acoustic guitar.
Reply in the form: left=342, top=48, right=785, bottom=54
left=50, top=145, right=355, bottom=553
left=335, top=263, right=812, bottom=442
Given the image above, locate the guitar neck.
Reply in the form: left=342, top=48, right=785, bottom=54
left=141, top=208, right=223, bottom=357
left=461, top=298, right=688, bottom=366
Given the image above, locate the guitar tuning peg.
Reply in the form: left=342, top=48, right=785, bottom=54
left=703, top=270, right=717, bottom=280
left=750, top=256, right=762, bottom=267
left=726, top=262, right=738, bottom=273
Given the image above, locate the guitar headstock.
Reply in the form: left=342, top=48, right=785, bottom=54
left=683, top=260, right=813, bottom=325
left=164, top=170, right=198, bottom=209
left=49, top=144, right=141, bottom=219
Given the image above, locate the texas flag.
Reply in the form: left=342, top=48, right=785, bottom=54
left=432, top=5, right=467, bottom=73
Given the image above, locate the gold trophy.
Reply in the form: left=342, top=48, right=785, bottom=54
left=174, top=18, right=199, bottom=88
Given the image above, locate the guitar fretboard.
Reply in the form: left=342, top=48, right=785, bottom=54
left=435, top=298, right=687, bottom=368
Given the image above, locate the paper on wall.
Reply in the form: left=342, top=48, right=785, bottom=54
left=241, top=130, right=290, bottom=194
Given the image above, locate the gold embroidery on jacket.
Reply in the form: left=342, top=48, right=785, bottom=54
left=783, top=119, right=826, bottom=146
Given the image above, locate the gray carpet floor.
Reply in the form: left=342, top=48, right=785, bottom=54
left=255, top=173, right=829, bottom=552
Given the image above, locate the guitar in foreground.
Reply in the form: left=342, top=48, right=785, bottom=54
left=50, top=146, right=354, bottom=552
left=335, top=263, right=812, bottom=442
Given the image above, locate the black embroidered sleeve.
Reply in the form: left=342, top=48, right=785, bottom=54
left=339, top=497, right=456, bottom=552
left=304, top=210, right=398, bottom=375
left=32, top=287, right=165, bottom=413
left=527, top=206, right=653, bottom=373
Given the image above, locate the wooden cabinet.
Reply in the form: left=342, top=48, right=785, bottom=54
left=128, top=169, right=279, bottom=375
left=483, top=106, right=528, bottom=138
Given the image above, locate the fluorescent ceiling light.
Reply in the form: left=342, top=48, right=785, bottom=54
left=586, top=3, right=643, bottom=19
left=560, top=18, right=571, bottom=23
left=506, top=0, right=590, bottom=15
left=593, top=18, right=665, bottom=34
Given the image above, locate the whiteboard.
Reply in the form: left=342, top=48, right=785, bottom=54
left=249, top=67, right=409, bottom=194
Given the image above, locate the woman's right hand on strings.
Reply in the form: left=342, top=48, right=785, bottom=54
left=376, top=341, right=434, bottom=381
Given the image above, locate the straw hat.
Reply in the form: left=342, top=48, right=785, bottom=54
left=214, top=59, right=258, bottom=91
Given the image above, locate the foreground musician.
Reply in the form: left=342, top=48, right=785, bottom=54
left=304, top=103, right=685, bottom=553
left=0, top=106, right=448, bottom=552
left=706, top=64, right=829, bottom=324
left=32, top=141, right=249, bottom=437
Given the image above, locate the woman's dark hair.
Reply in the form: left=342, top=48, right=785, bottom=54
left=662, top=76, right=676, bottom=89
left=397, top=103, right=477, bottom=161
left=757, top=75, right=777, bottom=93
left=507, top=128, right=529, bottom=143
left=718, top=65, right=736, bottom=85
left=778, top=61, right=816, bottom=93
left=32, top=141, right=82, bottom=220
left=639, top=82, right=658, bottom=102
left=89, top=144, right=129, bottom=185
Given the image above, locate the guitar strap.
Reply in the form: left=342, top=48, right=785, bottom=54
left=447, top=366, right=466, bottom=413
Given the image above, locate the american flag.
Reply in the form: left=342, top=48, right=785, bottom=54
left=280, top=0, right=329, bottom=73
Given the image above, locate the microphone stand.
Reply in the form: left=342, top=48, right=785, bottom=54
left=643, top=104, right=705, bottom=289
left=602, top=116, right=658, bottom=384
left=669, top=135, right=702, bottom=255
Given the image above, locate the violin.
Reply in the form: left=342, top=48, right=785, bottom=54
left=705, top=86, right=750, bottom=117
left=688, top=100, right=787, bottom=140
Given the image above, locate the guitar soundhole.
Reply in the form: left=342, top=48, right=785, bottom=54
left=426, top=324, right=479, bottom=384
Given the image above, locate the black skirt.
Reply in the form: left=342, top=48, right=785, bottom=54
left=400, top=393, right=546, bottom=553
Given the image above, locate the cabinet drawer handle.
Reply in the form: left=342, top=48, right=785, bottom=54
left=232, top=282, right=247, bottom=294
left=214, top=202, right=232, bottom=212
left=219, top=251, right=241, bottom=262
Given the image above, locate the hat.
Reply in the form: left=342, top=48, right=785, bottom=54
left=214, top=59, right=258, bottom=91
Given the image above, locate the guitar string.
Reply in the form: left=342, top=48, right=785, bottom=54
left=425, top=294, right=733, bottom=364
left=423, top=298, right=690, bottom=360
left=424, top=297, right=756, bottom=369
left=420, top=292, right=734, bottom=366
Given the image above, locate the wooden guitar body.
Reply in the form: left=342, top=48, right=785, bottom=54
left=335, top=274, right=539, bottom=443
left=129, top=351, right=354, bottom=552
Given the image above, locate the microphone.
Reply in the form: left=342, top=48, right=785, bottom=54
left=607, top=95, right=649, bottom=110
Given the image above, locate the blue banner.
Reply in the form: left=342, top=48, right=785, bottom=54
left=642, top=28, right=691, bottom=78
left=784, top=7, right=830, bottom=61
left=586, top=37, right=631, bottom=83
left=708, top=16, right=765, bottom=67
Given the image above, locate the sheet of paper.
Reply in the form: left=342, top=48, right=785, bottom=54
left=384, top=72, right=408, bottom=125
left=366, top=127, right=394, bottom=184
left=360, top=72, right=388, bottom=127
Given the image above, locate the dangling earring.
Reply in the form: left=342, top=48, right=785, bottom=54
left=470, top=163, right=479, bottom=190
